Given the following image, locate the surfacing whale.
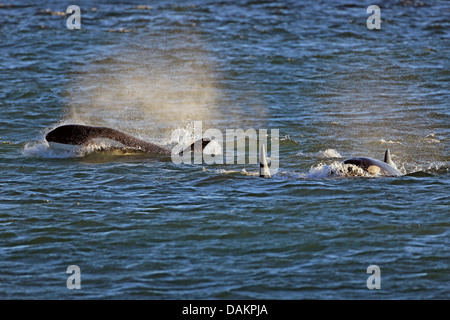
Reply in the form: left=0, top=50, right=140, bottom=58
left=258, top=146, right=403, bottom=177
left=45, top=124, right=210, bottom=155
left=342, top=149, right=403, bottom=176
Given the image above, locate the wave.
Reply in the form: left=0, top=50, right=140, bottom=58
left=22, top=140, right=77, bottom=159
left=405, top=162, right=449, bottom=177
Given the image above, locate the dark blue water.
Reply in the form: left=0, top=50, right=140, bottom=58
left=0, top=0, right=449, bottom=299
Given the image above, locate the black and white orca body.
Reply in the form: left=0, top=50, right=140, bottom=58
left=342, top=149, right=403, bottom=177
left=258, top=146, right=403, bottom=177
left=45, top=124, right=210, bottom=155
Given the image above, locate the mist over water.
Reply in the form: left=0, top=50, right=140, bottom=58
left=1, top=0, right=449, bottom=300
left=66, top=33, right=222, bottom=145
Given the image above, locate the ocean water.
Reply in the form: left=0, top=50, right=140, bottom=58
left=0, top=0, right=449, bottom=299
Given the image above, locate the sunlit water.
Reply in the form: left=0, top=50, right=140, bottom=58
left=0, top=0, right=448, bottom=299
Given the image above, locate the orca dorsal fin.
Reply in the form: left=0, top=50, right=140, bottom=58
left=259, top=144, right=271, bottom=178
left=179, top=138, right=212, bottom=156
left=383, top=149, right=397, bottom=169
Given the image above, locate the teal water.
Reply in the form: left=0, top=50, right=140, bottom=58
left=0, top=0, right=449, bottom=299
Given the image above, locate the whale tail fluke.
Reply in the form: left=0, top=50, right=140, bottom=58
left=383, top=149, right=397, bottom=169
left=259, top=144, right=271, bottom=178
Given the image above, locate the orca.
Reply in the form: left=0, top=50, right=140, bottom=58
left=45, top=124, right=210, bottom=156
left=258, top=146, right=403, bottom=177
left=342, top=149, right=403, bottom=176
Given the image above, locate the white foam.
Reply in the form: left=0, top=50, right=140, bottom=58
left=317, top=149, right=342, bottom=159
left=22, top=141, right=79, bottom=158
left=202, top=167, right=258, bottom=176
left=307, top=161, right=372, bottom=178
left=22, top=137, right=133, bottom=159
left=380, top=139, right=402, bottom=145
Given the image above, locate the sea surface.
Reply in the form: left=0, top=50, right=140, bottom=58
left=0, top=0, right=449, bottom=299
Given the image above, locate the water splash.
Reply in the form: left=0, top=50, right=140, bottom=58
left=22, top=140, right=77, bottom=158
left=307, top=162, right=370, bottom=178
left=317, top=149, right=342, bottom=158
